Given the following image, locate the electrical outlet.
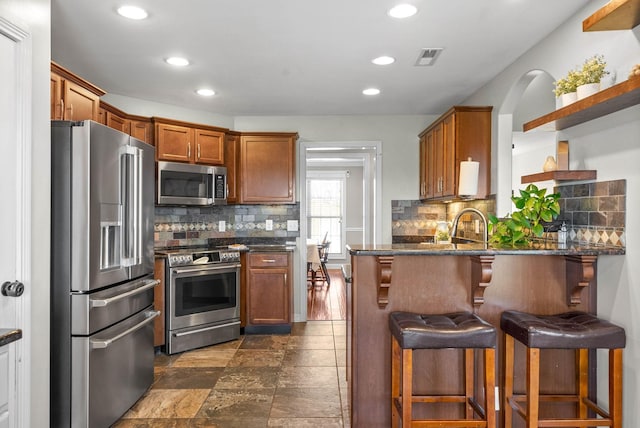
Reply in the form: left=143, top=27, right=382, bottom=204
left=287, top=220, right=299, bottom=231
left=495, top=386, right=500, bottom=411
left=265, top=219, right=273, bottom=231
left=218, top=220, right=225, bottom=232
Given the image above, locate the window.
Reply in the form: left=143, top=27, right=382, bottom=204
left=306, top=171, right=346, bottom=259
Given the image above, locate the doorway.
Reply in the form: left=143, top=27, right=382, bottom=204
left=297, top=141, right=381, bottom=321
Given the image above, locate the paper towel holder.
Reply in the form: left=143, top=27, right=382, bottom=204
left=458, top=157, right=479, bottom=198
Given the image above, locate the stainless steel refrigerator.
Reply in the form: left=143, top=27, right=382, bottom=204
left=51, top=120, right=159, bottom=428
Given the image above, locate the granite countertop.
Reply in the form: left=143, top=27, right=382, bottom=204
left=0, top=328, right=22, bottom=347
left=347, top=240, right=625, bottom=256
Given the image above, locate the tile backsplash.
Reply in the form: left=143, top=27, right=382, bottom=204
left=392, top=179, right=626, bottom=247
left=154, top=203, right=300, bottom=249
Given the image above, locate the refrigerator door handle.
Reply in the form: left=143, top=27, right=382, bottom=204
left=90, top=310, right=160, bottom=349
left=89, top=279, right=159, bottom=308
left=121, top=145, right=142, bottom=267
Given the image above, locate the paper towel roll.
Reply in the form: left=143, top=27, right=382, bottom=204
left=458, top=158, right=479, bottom=197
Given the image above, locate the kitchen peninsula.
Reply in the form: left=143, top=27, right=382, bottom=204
left=346, top=241, right=624, bottom=427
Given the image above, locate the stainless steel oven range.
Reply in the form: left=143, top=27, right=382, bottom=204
left=163, top=248, right=241, bottom=354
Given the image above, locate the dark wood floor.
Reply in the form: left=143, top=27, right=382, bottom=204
left=307, top=268, right=346, bottom=321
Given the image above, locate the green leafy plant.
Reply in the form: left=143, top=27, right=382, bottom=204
left=488, top=184, right=561, bottom=247
left=553, top=54, right=609, bottom=97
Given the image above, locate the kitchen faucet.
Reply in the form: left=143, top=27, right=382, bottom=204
left=450, top=207, right=488, bottom=243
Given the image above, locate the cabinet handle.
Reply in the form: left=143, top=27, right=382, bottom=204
left=187, top=142, right=191, bottom=158
left=58, top=99, right=64, bottom=120
left=68, top=103, right=73, bottom=120
left=262, top=259, right=276, bottom=263
left=197, top=143, right=201, bottom=159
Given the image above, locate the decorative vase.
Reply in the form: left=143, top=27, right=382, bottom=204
left=558, top=92, right=577, bottom=108
left=543, top=156, right=557, bottom=172
left=576, top=83, right=600, bottom=100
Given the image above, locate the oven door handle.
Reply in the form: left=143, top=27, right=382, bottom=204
left=90, top=310, right=160, bottom=349
left=90, top=279, right=160, bottom=308
left=173, top=320, right=241, bottom=337
left=171, top=264, right=241, bottom=275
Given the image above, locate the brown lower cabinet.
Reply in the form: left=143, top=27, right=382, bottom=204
left=153, top=257, right=166, bottom=347
left=244, top=252, right=292, bottom=331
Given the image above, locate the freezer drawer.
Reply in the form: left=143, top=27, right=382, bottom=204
left=70, top=307, right=159, bottom=428
left=71, top=274, right=158, bottom=335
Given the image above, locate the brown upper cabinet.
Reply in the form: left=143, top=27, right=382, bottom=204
left=419, top=106, right=492, bottom=201
left=51, top=62, right=105, bottom=121
left=239, top=132, right=298, bottom=204
left=153, top=117, right=226, bottom=165
left=99, top=101, right=153, bottom=144
left=224, top=131, right=241, bottom=204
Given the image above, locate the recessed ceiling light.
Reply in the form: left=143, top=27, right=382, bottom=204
left=165, top=57, right=190, bottom=67
left=363, top=88, right=381, bottom=96
left=372, top=56, right=395, bottom=65
left=117, top=5, right=148, bottom=20
left=388, top=4, right=417, bottom=18
left=196, top=89, right=215, bottom=96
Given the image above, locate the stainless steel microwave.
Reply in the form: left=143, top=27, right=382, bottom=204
left=157, top=161, right=227, bottom=206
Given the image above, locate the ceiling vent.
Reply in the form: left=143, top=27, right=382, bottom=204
left=415, top=48, right=443, bottom=66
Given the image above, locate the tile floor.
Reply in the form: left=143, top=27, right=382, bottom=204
left=112, top=320, right=349, bottom=427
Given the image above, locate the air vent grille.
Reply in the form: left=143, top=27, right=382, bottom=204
left=415, top=48, right=443, bottom=66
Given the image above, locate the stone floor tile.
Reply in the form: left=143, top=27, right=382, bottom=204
left=227, top=349, right=284, bottom=367
left=239, top=334, right=290, bottom=350
left=214, top=366, right=280, bottom=389
left=172, top=349, right=237, bottom=368
left=121, top=389, right=210, bottom=419
left=196, top=388, right=275, bottom=419
left=291, top=322, right=334, bottom=336
left=153, top=367, right=224, bottom=389
left=282, top=349, right=337, bottom=367
left=270, top=387, right=342, bottom=418
left=267, top=417, right=343, bottom=427
left=287, top=335, right=335, bottom=350
left=278, top=366, right=339, bottom=388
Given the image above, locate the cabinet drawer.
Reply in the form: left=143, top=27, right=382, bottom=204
left=248, top=253, right=289, bottom=268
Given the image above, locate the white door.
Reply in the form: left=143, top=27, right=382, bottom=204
left=0, top=16, right=30, bottom=428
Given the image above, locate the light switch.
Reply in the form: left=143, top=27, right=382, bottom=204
left=265, top=219, right=273, bottom=231
left=287, top=220, right=299, bottom=231
left=219, top=220, right=225, bottom=232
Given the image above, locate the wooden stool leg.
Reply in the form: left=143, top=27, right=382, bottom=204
left=577, top=348, right=588, bottom=420
left=526, top=347, right=540, bottom=428
left=391, top=337, right=400, bottom=428
left=465, top=348, right=474, bottom=420
left=503, top=334, right=514, bottom=428
left=610, top=348, right=623, bottom=428
left=485, top=348, right=496, bottom=428
left=402, top=348, right=413, bottom=425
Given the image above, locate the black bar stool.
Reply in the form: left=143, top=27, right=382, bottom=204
left=501, top=310, right=626, bottom=428
left=389, top=311, right=497, bottom=427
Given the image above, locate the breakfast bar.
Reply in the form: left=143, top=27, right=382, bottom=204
left=346, top=241, right=624, bottom=427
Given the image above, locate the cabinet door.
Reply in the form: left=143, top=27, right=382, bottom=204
left=195, top=128, right=225, bottom=165
left=106, top=111, right=131, bottom=134
left=441, top=113, right=456, bottom=197
left=50, top=73, right=62, bottom=119
left=62, top=79, right=100, bottom=121
left=247, top=253, right=291, bottom=325
left=130, top=120, right=153, bottom=144
left=153, top=258, right=165, bottom=347
left=432, top=123, right=444, bottom=198
left=240, top=134, right=296, bottom=203
left=224, top=134, right=240, bottom=203
left=155, top=123, right=193, bottom=162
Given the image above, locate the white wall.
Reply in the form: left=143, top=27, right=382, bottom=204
left=0, top=0, right=51, bottom=426
left=463, top=0, right=640, bottom=424
left=233, top=115, right=435, bottom=243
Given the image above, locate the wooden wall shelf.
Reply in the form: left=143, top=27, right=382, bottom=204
left=523, top=77, right=640, bottom=132
left=521, top=170, right=597, bottom=184
left=583, top=0, right=640, bottom=31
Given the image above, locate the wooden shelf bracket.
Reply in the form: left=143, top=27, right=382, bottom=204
left=565, top=255, right=598, bottom=306
left=470, top=255, right=495, bottom=307
left=376, top=256, right=394, bottom=309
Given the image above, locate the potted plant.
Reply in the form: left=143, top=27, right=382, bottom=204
left=488, top=184, right=561, bottom=247
left=553, top=69, right=580, bottom=108
left=576, top=54, right=609, bottom=99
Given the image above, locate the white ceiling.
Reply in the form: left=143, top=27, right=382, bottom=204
left=51, top=0, right=590, bottom=116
